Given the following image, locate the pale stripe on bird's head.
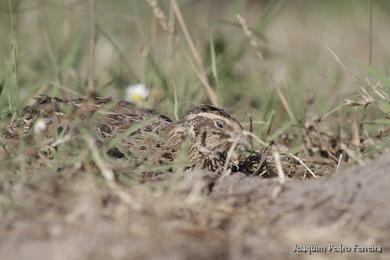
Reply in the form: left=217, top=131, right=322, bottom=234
left=184, top=105, right=243, bottom=132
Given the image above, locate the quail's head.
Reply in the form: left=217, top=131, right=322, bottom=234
left=182, top=105, right=250, bottom=172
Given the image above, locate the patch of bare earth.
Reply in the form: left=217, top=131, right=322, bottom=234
left=1, top=153, right=389, bottom=260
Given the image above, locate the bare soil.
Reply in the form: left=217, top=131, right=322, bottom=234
left=1, top=153, right=389, bottom=260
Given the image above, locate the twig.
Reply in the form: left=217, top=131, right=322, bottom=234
left=272, top=147, right=285, bottom=184
left=241, top=120, right=266, bottom=127
left=336, top=152, right=344, bottom=173
left=87, top=0, right=97, bottom=96
left=0, top=141, right=10, bottom=156
left=324, top=43, right=346, bottom=70
left=49, top=81, right=83, bottom=96
left=63, top=0, right=72, bottom=53
left=8, top=0, right=20, bottom=114
left=254, top=147, right=270, bottom=175
left=242, top=130, right=268, bottom=147
left=265, top=112, right=275, bottom=138
left=84, top=134, right=142, bottom=211
left=324, top=43, right=362, bottom=85
left=146, top=0, right=172, bottom=33
left=7, top=112, right=17, bottom=130
left=288, top=152, right=317, bottom=178
left=50, top=134, right=72, bottom=148
left=321, top=103, right=347, bottom=120
left=236, top=14, right=263, bottom=60
left=367, top=79, right=388, bottom=101
left=248, top=113, right=254, bottom=150
left=171, top=80, right=179, bottom=120
left=276, top=78, right=297, bottom=123
left=369, top=0, right=373, bottom=66
left=170, top=0, right=218, bottom=106
left=340, top=143, right=365, bottom=166
left=222, top=136, right=240, bottom=176
left=278, top=79, right=310, bottom=157
left=167, top=1, right=175, bottom=72
left=351, top=107, right=361, bottom=147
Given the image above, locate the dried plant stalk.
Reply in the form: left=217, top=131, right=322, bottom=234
left=171, top=0, right=219, bottom=106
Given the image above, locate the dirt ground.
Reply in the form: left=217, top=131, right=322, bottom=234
left=0, top=152, right=389, bottom=260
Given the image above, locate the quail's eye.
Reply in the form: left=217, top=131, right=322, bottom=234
left=215, top=120, right=225, bottom=129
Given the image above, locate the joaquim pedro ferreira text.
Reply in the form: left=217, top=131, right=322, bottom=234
left=293, top=243, right=382, bottom=255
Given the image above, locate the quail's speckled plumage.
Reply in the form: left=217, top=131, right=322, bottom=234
left=19, top=95, right=249, bottom=174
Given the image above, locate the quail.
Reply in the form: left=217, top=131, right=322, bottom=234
left=19, top=95, right=250, bottom=174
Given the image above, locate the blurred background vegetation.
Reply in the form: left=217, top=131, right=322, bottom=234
left=0, top=0, right=389, bottom=150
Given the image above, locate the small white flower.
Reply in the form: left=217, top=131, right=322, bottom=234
left=33, top=119, right=47, bottom=134
left=126, top=84, right=149, bottom=103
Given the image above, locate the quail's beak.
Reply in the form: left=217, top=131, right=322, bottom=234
left=238, top=134, right=251, bottom=150
left=230, top=134, right=251, bottom=163
left=228, top=134, right=251, bottom=151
